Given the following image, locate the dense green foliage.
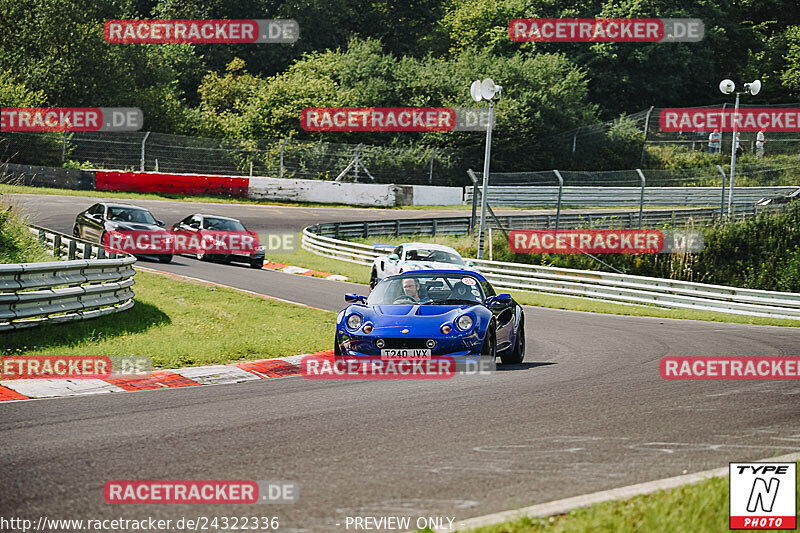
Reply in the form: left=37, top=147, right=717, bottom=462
left=2, top=0, right=800, bottom=171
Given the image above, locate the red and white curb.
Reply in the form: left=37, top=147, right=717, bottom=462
left=0, top=350, right=334, bottom=402
left=262, top=261, right=348, bottom=281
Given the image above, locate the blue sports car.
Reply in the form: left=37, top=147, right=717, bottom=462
left=334, top=270, right=525, bottom=364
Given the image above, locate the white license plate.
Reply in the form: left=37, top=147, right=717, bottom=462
left=380, top=349, right=431, bottom=360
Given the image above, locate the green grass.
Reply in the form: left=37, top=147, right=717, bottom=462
left=1, top=270, right=335, bottom=368
left=266, top=246, right=371, bottom=283
left=457, top=462, right=800, bottom=533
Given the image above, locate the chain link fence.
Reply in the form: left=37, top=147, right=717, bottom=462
left=542, top=103, right=800, bottom=169
left=2, top=103, right=800, bottom=189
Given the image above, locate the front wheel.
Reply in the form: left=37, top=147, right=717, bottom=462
left=250, top=258, right=263, bottom=269
left=369, top=269, right=378, bottom=289
left=480, top=325, right=496, bottom=361
left=73, top=225, right=80, bottom=238
left=334, top=337, right=341, bottom=358
left=157, top=254, right=173, bottom=264
left=501, top=318, right=525, bottom=365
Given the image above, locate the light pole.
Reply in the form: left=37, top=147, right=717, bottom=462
left=470, top=78, right=502, bottom=259
left=719, top=79, right=761, bottom=217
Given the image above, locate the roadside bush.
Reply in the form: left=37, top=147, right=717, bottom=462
left=0, top=204, right=51, bottom=263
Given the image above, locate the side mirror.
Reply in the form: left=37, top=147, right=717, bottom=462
left=345, top=293, right=367, bottom=304
left=388, top=254, right=399, bottom=262
left=466, top=260, right=474, bottom=267
left=156, top=219, right=166, bottom=227
left=495, top=293, right=512, bottom=303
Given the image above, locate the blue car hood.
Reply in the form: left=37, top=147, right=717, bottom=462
left=354, top=305, right=476, bottom=327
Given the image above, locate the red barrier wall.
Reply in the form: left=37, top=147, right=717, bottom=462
left=95, top=170, right=249, bottom=198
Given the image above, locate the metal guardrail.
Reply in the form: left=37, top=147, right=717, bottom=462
left=464, top=185, right=800, bottom=208
left=0, top=226, right=136, bottom=331
left=301, top=209, right=800, bottom=320
left=305, top=206, right=759, bottom=241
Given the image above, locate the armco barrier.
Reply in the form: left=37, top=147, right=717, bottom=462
left=301, top=207, right=800, bottom=320
left=304, top=206, right=754, bottom=241
left=248, top=176, right=398, bottom=206
left=0, top=226, right=136, bottom=331
left=95, top=170, right=249, bottom=197
left=465, top=185, right=800, bottom=208
left=0, top=163, right=95, bottom=190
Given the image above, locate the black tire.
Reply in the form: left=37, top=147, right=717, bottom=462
left=157, top=254, right=172, bottom=264
left=334, top=337, right=341, bottom=357
left=250, top=258, right=263, bottom=269
left=195, top=250, right=206, bottom=261
left=480, top=324, right=497, bottom=361
left=369, top=269, right=378, bottom=289
left=73, top=225, right=80, bottom=238
left=501, top=317, right=525, bottom=365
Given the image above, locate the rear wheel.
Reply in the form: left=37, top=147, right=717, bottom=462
left=369, top=269, right=378, bottom=289
left=501, top=317, right=525, bottom=365
left=157, top=254, right=172, bottom=264
left=73, top=225, right=80, bottom=238
left=195, top=250, right=206, bottom=261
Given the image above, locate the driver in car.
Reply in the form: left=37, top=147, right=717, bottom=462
left=397, top=278, right=430, bottom=303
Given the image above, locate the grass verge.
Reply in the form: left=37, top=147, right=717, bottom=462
left=266, top=247, right=371, bottom=283
left=458, top=462, right=800, bottom=533
left=1, top=270, right=335, bottom=368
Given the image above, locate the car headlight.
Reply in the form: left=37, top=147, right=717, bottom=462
left=346, top=314, right=363, bottom=330
left=456, top=315, right=474, bottom=331
left=256, top=245, right=266, bottom=252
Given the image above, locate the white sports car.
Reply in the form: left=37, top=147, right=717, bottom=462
left=369, top=242, right=477, bottom=289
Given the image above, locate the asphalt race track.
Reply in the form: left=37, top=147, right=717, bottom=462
left=3, top=193, right=800, bottom=531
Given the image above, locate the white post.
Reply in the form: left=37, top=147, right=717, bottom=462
left=727, top=93, right=740, bottom=217
left=477, top=104, right=494, bottom=260
left=140, top=131, right=150, bottom=171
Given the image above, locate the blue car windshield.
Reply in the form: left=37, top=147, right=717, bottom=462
left=368, top=274, right=484, bottom=305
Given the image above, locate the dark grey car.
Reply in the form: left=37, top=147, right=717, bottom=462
left=73, top=202, right=172, bottom=263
